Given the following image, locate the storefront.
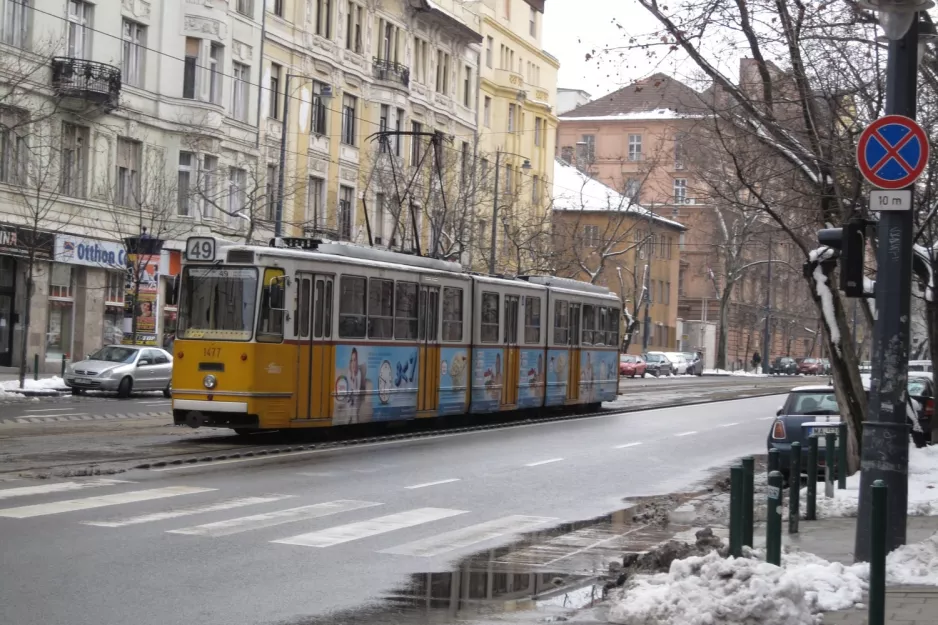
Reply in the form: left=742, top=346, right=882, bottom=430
left=0, top=224, right=55, bottom=368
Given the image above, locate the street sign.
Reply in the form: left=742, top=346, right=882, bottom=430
left=870, top=189, right=912, bottom=211
left=857, top=115, right=929, bottom=190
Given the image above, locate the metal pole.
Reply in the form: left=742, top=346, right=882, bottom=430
left=825, top=432, right=836, bottom=499
left=766, top=470, right=783, bottom=565
left=838, top=422, right=848, bottom=490
left=789, top=441, right=801, bottom=534
left=489, top=149, right=500, bottom=274
left=855, top=16, right=918, bottom=563
left=768, top=447, right=780, bottom=474
left=806, top=436, right=818, bottom=520
left=275, top=74, right=292, bottom=238
left=742, top=456, right=755, bottom=546
left=642, top=206, right=654, bottom=351
left=762, top=231, right=772, bottom=373
left=730, top=465, right=744, bottom=557
left=869, top=480, right=888, bottom=625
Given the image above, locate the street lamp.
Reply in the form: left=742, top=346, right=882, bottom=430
left=489, top=148, right=532, bottom=274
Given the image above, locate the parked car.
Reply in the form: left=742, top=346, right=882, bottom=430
left=862, top=372, right=933, bottom=446
left=643, top=352, right=674, bottom=377
left=859, top=361, right=872, bottom=373
left=820, top=359, right=831, bottom=375
left=797, top=358, right=823, bottom=375
left=682, top=352, right=704, bottom=376
left=619, top=354, right=647, bottom=378
left=664, top=352, right=689, bottom=375
left=770, top=357, right=798, bottom=376
left=909, top=360, right=933, bottom=372
left=64, top=345, right=173, bottom=398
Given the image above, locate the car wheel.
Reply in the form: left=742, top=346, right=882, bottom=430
left=630, top=373, right=635, bottom=378
left=71, top=387, right=83, bottom=396
left=117, top=376, right=133, bottom=399
left=641, top=371, right=646, bottom=378
left=162, top=382, right=172, bottom=399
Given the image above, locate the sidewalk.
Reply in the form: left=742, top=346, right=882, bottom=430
left=0, top=368, right=68, bottom=397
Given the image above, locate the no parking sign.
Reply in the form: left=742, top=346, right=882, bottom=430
left=857, top=115, right=929, bottom=190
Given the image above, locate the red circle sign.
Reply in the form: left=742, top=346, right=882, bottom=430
left=857, top=115, right=929, bottom=190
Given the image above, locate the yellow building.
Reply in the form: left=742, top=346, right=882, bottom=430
left=475, top=0, right=559, bottom=273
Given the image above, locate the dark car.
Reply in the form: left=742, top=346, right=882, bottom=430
left=770, top=357, right=798, bottom=376
left=643, top=352, right=673, bottom=377
left=682, top=352, right=704, bottom=376
left=797, top=358, right=823, bottom=375
left=863, top=372, right=933, bottom=445
left=619, top=354, right=647, bottom=378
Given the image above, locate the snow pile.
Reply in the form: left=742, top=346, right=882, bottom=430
left=607, top=550, right=867, bottom=625
left=887, top=532, right=938, bottom=584
left=0, top=376, right=68, bottom=397
left=811, top=262, right=841, bottom=356
left=703, top=369, right=768, bottom=377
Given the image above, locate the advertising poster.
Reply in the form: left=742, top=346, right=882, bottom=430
left=332, top=344, right=419, bottom=425
left=517, top=349, right=545, bottom=408
left=438, top=347, right=469, bottom=416
left=122, top=253, right=160, bottom=346
left=471, top=348, right=504, bottom=413
left=545, top=349, right=568, bottom=406
left=579, top=350, right=618, bottom=403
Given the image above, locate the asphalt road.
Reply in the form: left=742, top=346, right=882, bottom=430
left=0, top=394, right=782, bottom=625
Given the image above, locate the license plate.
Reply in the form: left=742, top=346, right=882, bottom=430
left=809, top=426, right=840, bottom=445
left=74, top=378, right=91, bottom=385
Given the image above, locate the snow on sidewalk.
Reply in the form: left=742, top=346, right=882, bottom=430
left=703, top=369, right=769, bottom=377
left=0, top=376, right=67, bottom=397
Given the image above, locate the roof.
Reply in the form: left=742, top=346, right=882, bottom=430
left=549, top=159, right=685, bottom=230
left=559, top=108, right=703, bottom=123
left=560, top=73, right=705, bottom=119
left=790, top=385, right=835, bottom=393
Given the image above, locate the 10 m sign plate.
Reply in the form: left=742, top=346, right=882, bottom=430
left=870, top=189, right=911, bottom=211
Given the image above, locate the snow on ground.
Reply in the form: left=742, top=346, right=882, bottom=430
left=811, top=445, right=938, bottom=518
left=887, top=531, right=938, bottom=584
left=0, top=376, right=67, bottom=397
left=703, top=369, right=769, bottom=377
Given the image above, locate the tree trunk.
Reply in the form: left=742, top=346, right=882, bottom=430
left=716, top=288, right=733, bottom=370
left=16, top=254, right=35, bottom=388
left=131, top=260, right=142, bottom=345
left=808, top=261, right=865, bottom=474
left=622, top=317, right=639, bottom=354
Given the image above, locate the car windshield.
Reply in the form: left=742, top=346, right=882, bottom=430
left=178, top=267, right=258, bottom=341
left=88, top=346, right=138, bottom=363
left=908, top=379, right=930, bottom=396
left=803, top=359, right=818, bottom=364
left=786, top=392, right=840, bottom=415
left=620, top=355, right=636, bottom=363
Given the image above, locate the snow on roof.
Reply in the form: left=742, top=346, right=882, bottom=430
left=558, top=108, right=704, bottom=122
left=790, top=385, right=835, bottom=392
left=550, top=159, right=685, bottom=230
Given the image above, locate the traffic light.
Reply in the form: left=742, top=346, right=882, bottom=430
left=816, top=219, right=867, bottom=298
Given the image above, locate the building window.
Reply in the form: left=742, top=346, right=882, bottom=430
left=232, top=62, right=249, bottom=122
left=61, top=122, right=88, bottom=198
left=393, top=108, right=403, bottom=156
left=463, top=66, right=472, bottom=107
left=2, top=0, right=29, bottom=48
left=583, top=224, right=599, bottom=248
left=106, top=271, right=124, bottom=305
left=236, top=0, right=253, bottom=17
left=374, top=192, right=386, bottom=243
left=311, top=81, right=327, bottom=135
left=480, top=157, right=489, bottom=184
left=579, top=134, right=595, bottom=163
left=121, top=20, right=145, bottom=88
left=341, top=94, right=357, bottom=146
left=265, top=164, right=279, bottom=220
left=504, top=164, right=513, bottom=194
left=410, top=120, right=422, bottom=165
left=116, top=138, right=140, bottom=207
left=201, top=155, right=218, bottom=218
left=209, top=43, right=223, bottom=104
left=531, top=175, right=539, bottom=205
left=507, top=104, right=515, bottom=132
left=673, top=178, right=687, bottom=204
left=177, top=151, right=193, bottom=216
left=377, top=19, right=400, bottom=63
left=67, top=0, right=91, bottom=58
left=0, top=110, right=27, bottom=185
left=307, top=176, right=324, bottom=227
left=228, top=167, right=246, bottom=225
left=414, top=37, right=428, bottom=84
left=529, top=6, right=536, bottom=37
left=628, top=133, right=643, bottom=161
left=272, top=0, right=283, bottom=17
left=379, top=104, right=389, bottom=152
left=483, top=97, right=491, bottom=127
left=183, top=38, right=199, bottom=99
left=269, top=62, right=281, bottom=119
left=485, top=36, right=493, bottom=68
left=315, top=0, right=332, bottom=38
left=534, top=117, right=543, bottom=147
left=47, top=302, right=74, bottom=361
left=346, top=2, right=363, bottom=53
left=338, top=185, right=353, bottom=240
left=674, top=133, right=686, bottom=170
left=435, top=50, right=450, bottom=94
left=625, top=178, right=639, bottom=201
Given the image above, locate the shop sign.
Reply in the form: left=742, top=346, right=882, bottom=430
left=0, top=224, right=54, bottom=260
left=54, top=235, right=127, bottom=270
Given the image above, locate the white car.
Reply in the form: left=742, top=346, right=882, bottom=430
left=665, top=352, right=688, bottom=375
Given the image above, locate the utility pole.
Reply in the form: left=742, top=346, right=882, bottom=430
left=762, top=230, right=772, bottom=373
left=641, top=203, right=655, bottom=351
left=855, top=7, right=923, bottom=562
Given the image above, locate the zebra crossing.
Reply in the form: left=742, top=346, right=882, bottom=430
left=0, top=478, right=557, bottom=558
left=10, top=412, right=170, bottom=424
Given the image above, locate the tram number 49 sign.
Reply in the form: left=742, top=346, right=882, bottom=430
left=857, top=115, right=929, bottom=191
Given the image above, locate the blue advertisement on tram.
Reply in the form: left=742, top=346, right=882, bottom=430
left=580, top=349, right=618, bottom=403
left=438, top=347, right=469, bottom=415
left=332, top=345, right=418, bottom=424
left=471, top=348, right=504, bottom=412
left=545, top=349, right=569, bottom=406
left=517, top=349, right=545, bottom=408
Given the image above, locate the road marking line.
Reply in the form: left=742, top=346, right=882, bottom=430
left=17, top=413, right=88, bottom=420
left=718, top=422, right=740, bottom=428
left=83, top=495, right=295, bottom=527
left=23, top=407, right=76, bottom=413
left=381, top=515, right=556, bottom=557
left=674, top=431, right=697, bottom=437
left=272, top=507, right=467, bottom=548
left=614, top=442, right=643, bottom=449
left=168, top=500, right=381, bottom=537
left=0, top=479, right=131, bottom=501
left=759, top=416, right=777, bottom=421
left=525, top=458, right=564, bottom=467
left=140, top=402, right=170, bottom=406
left=0, top=486, right=215, bottom=518
left=404, top=478, right=461, bottom=490
left=296, top=471, right=337, bottom=478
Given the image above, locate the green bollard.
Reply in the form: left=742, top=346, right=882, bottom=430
left=766, top=470, right=784, bottom=565
left=33, top=354, right=39, bottom=381
left=789, top=442, right=801, bottom=534
left=869, top=480, right=887, bottom=625
left=768, top=448, right=780, bottom=474
left=806, top=437, right=818, bottom=521
left=729, top=465, right=744, bottom=557
left=825, top=432, right=836, bottom=498
left=742, top=456, right=755, bottom=547
left=837, top=423, right=848, bottom=490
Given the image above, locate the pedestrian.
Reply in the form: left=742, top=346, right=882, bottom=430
left=752, top=351, right=761, bottom=373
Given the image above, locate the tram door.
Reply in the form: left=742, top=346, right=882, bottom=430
left=295, top=273, right=334, bottom=420
left=417, top=284, right=441, bottom=415
left=502, top=295, right=520, bottom=407
left=567, top=303, right=581, bottom=402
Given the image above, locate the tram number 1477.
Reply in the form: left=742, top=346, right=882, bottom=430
left=186, top=237, right=216, bottom=262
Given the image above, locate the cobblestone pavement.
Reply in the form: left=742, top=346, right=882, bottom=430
left=822, top=586, right=938, bottom=624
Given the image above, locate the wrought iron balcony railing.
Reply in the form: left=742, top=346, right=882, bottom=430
left=372, top=58, right=410, bottom=88
left=51, top=57, right=121, bottom=111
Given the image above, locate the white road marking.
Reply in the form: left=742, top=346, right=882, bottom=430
left=23, top=407, right=77, bottom=413
left=718, top=422, right=740, bottom=428
left=16, top=413, right=88, bottom=420
left=272, top=507, right=467, bottom=548
left=674, top=431, right=697, bottom=437
left=525, top=458, right=564, bottom=467
left=0, top=479, right=130, bottom=501
left=614, top=442, right=643, bottom=449
left=0, top=486, right=215, bottom=518
left=404, top=478, right=460, bottom=490
left=760, top=416, right=777, bottom=421
left=83, top=495, right=295, bottom=528
left=140, top=402, right=170, bottom=406
left=168, top=500, right=381, bottom=537
left=381, top=515, right=556, bottom=557
left=296, top=471, right=337, bottom=478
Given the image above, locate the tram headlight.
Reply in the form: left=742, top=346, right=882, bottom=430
left=203, top=374, right=217, bottom=389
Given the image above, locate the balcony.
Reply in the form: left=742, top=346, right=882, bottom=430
left=372, top=58, right=410, bottom=88
left=51, top=58, right=121, bottom=112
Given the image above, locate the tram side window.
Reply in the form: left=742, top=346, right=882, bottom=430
left=324, top=279, right=333, bottom=338
left=524, top=296, right=541, bottom=344
left=313, top=279, right=324, bottom=338
left=395, top=281, right=418, bottom=339
left=553, top=300, right=569, bottom=345
left=480, top=291, right=499, bottom=343
left=595, top=307, right=606, bottom=346
left=569, top=303, right=581, bottom=346
left=442, top=286, right=463, bottom=342
left=581, top=305, right=595, bottom=346
left=296, top=277, right=311, bottom=338
left=368, top=278, right=394, bottom=339
left=609, top=307, right=620, bottom=346
left=338, top=276, right=367, bottom=338
left=257, top=268, right=285, bottom=342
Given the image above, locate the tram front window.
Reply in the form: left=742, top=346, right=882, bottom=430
left=178, top=267, right=258, bottom=340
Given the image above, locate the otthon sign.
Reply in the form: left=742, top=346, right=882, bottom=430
left=54, top=235, right=127, bottom=270
left=857, top=115, right=929, bottom=190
